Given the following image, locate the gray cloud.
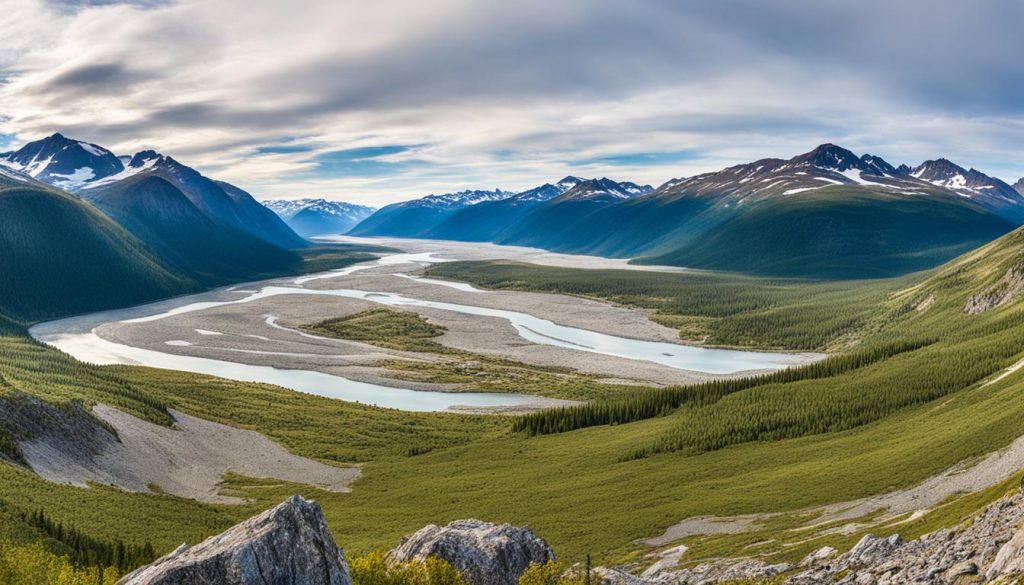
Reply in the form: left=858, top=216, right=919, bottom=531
left=42, top=62, right=147, bottom=95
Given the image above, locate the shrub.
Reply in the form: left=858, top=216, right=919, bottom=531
left=350, top=550, right=466, bottom=585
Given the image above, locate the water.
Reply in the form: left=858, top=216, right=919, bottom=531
left=30, top=252, right=807, bottom=412
left=31, top=326, right=539, bottom=412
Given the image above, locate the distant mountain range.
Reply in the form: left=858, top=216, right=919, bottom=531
left=263, top=199, right=376, bottom=237
left=4, top=133, right=1024, bottom=286
left=348, top=188, right=516, bottom=237
left=351, top=144, right=1024, bottom=278
left=0, top=133, right=313, bottom=320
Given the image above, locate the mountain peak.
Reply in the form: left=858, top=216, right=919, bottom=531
left=911, top=158, right=968, bottom=180
left=558, top=177, right=653, bottom=201
left=793, top=143, right=864, bottom=171
left=0, top=132, right=124, bottom=188
left=129, top=150, right=165, bottom=168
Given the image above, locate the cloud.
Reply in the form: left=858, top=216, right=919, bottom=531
left=0, top=0, right=1021, bottom=205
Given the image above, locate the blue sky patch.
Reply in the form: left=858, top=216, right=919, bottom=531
left=574, top=150, right=698, bottom=167
left=310, top=145, right=419, bottom=177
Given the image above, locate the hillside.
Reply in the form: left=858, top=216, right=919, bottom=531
left=0, top=176, right=194, bottom=322
left=85, top=150, right=305, bottom=249
left=641, top=187, right=1015, bottom=278
left=83, top=175, right=303, bottom=284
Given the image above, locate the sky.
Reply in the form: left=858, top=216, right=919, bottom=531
left=1, top=0, right=1022, bottom=205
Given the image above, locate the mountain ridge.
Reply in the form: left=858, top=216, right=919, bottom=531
left=354, top=143, right=1024, bottom=278
left=3, top=134, right=306, bottom=249
left=263, top=198, right=376, bottom=237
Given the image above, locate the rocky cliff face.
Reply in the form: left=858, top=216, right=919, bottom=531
left=118, top=496, right=351, bottom=585
left=389, top=519, right=556, bottom=585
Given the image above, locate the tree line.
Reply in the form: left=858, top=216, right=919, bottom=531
left=512, top=339, right=935, bottom=436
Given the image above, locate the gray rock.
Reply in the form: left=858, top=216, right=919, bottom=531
left=633, top=558, right=791, bottom=585
left=118, top=496, right=350, bottom=585
left=847, top=534, right=903, bottom=566
left=986, top=520, right=1024, bottom=579
left=965, top=265, right=1024, bottom=314
left=947, top=559, right=977, bottom=578
left=798, top=546, right=838, bottom=567
left=389, top=519, right=555, bottom=585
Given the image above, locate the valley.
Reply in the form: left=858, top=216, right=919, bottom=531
left=6, top=131, right=1024, bottom=583
left=7, top=228, right=1024, bottom=580
left=31, top=240, right=817, bottom=412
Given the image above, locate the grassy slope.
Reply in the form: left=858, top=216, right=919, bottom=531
left=644, top=190, right=1015, bottom=279
left=84, top=175, right=304, bottom=284
left=5, top=231, right=1024, bottom=572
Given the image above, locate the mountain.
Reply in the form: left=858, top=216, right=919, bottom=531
left=553, top=177, right=653, bottom=201
left=0, top=132, right=124, bottom=190
left=353, top=177, right=654, bottom=243
left=626, top=144, right=1022, bottom=277
left=1013, top=177, right=1024, bottom=197
left=82, top=150, right=305, bottom=249
left=427, top=177, right=584, bottom=241
left=348, top=188, right=513, bottom=237
left=491, top=177, right=657, bottom=253
left=263, top=198, right=376, bottom=237
left=902, top=158, right=1024, bottom=222
left=82, top=174, right=302, bottom=284
left=2, top=134, right=307, bottom=249
left=0, top=171, right=193, bottom=322
left=376, top=144, right=1021, bottom=278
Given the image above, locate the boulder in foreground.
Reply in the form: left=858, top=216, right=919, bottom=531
left=118, top=495, right=350, bottom=585
left=389, top=519, right=555, bottom=585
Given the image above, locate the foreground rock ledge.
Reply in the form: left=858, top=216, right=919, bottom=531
left=118, top=495, right=351, bottom=585
left=389, top=519, right=556, bottom=585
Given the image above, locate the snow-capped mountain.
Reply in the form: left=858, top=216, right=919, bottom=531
left=502, top=176, right=585, bottom=203
left=348, top=188, right=513, bottom=237
left=414, top=188, right=514, bottom=209
left=393, top=144, right=1024, bottom=278
left=0, top=164, right=34, bottom=185
left=657, top=144, right=915, bottom=203
left=0, top=133, right=125, bottom=189
left=556, top=177, right=653, bottom=201
left=653, top=144, right=1024, bottom=222
left=79, top=148, right=306, bottom=249
left=263, top=198, right=376, bottom=237
left=906, top=159, right=1023, bottom=203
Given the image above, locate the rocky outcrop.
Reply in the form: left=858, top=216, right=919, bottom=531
left=118, top=496, right=350, bottom=585
left=629, top=559, right=792, bottom=584
left=620, top=489, right=1024, bottom=584
left=965, top=265, right=1024, bottom=314
left=389, top=519, right=555, bottom=585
